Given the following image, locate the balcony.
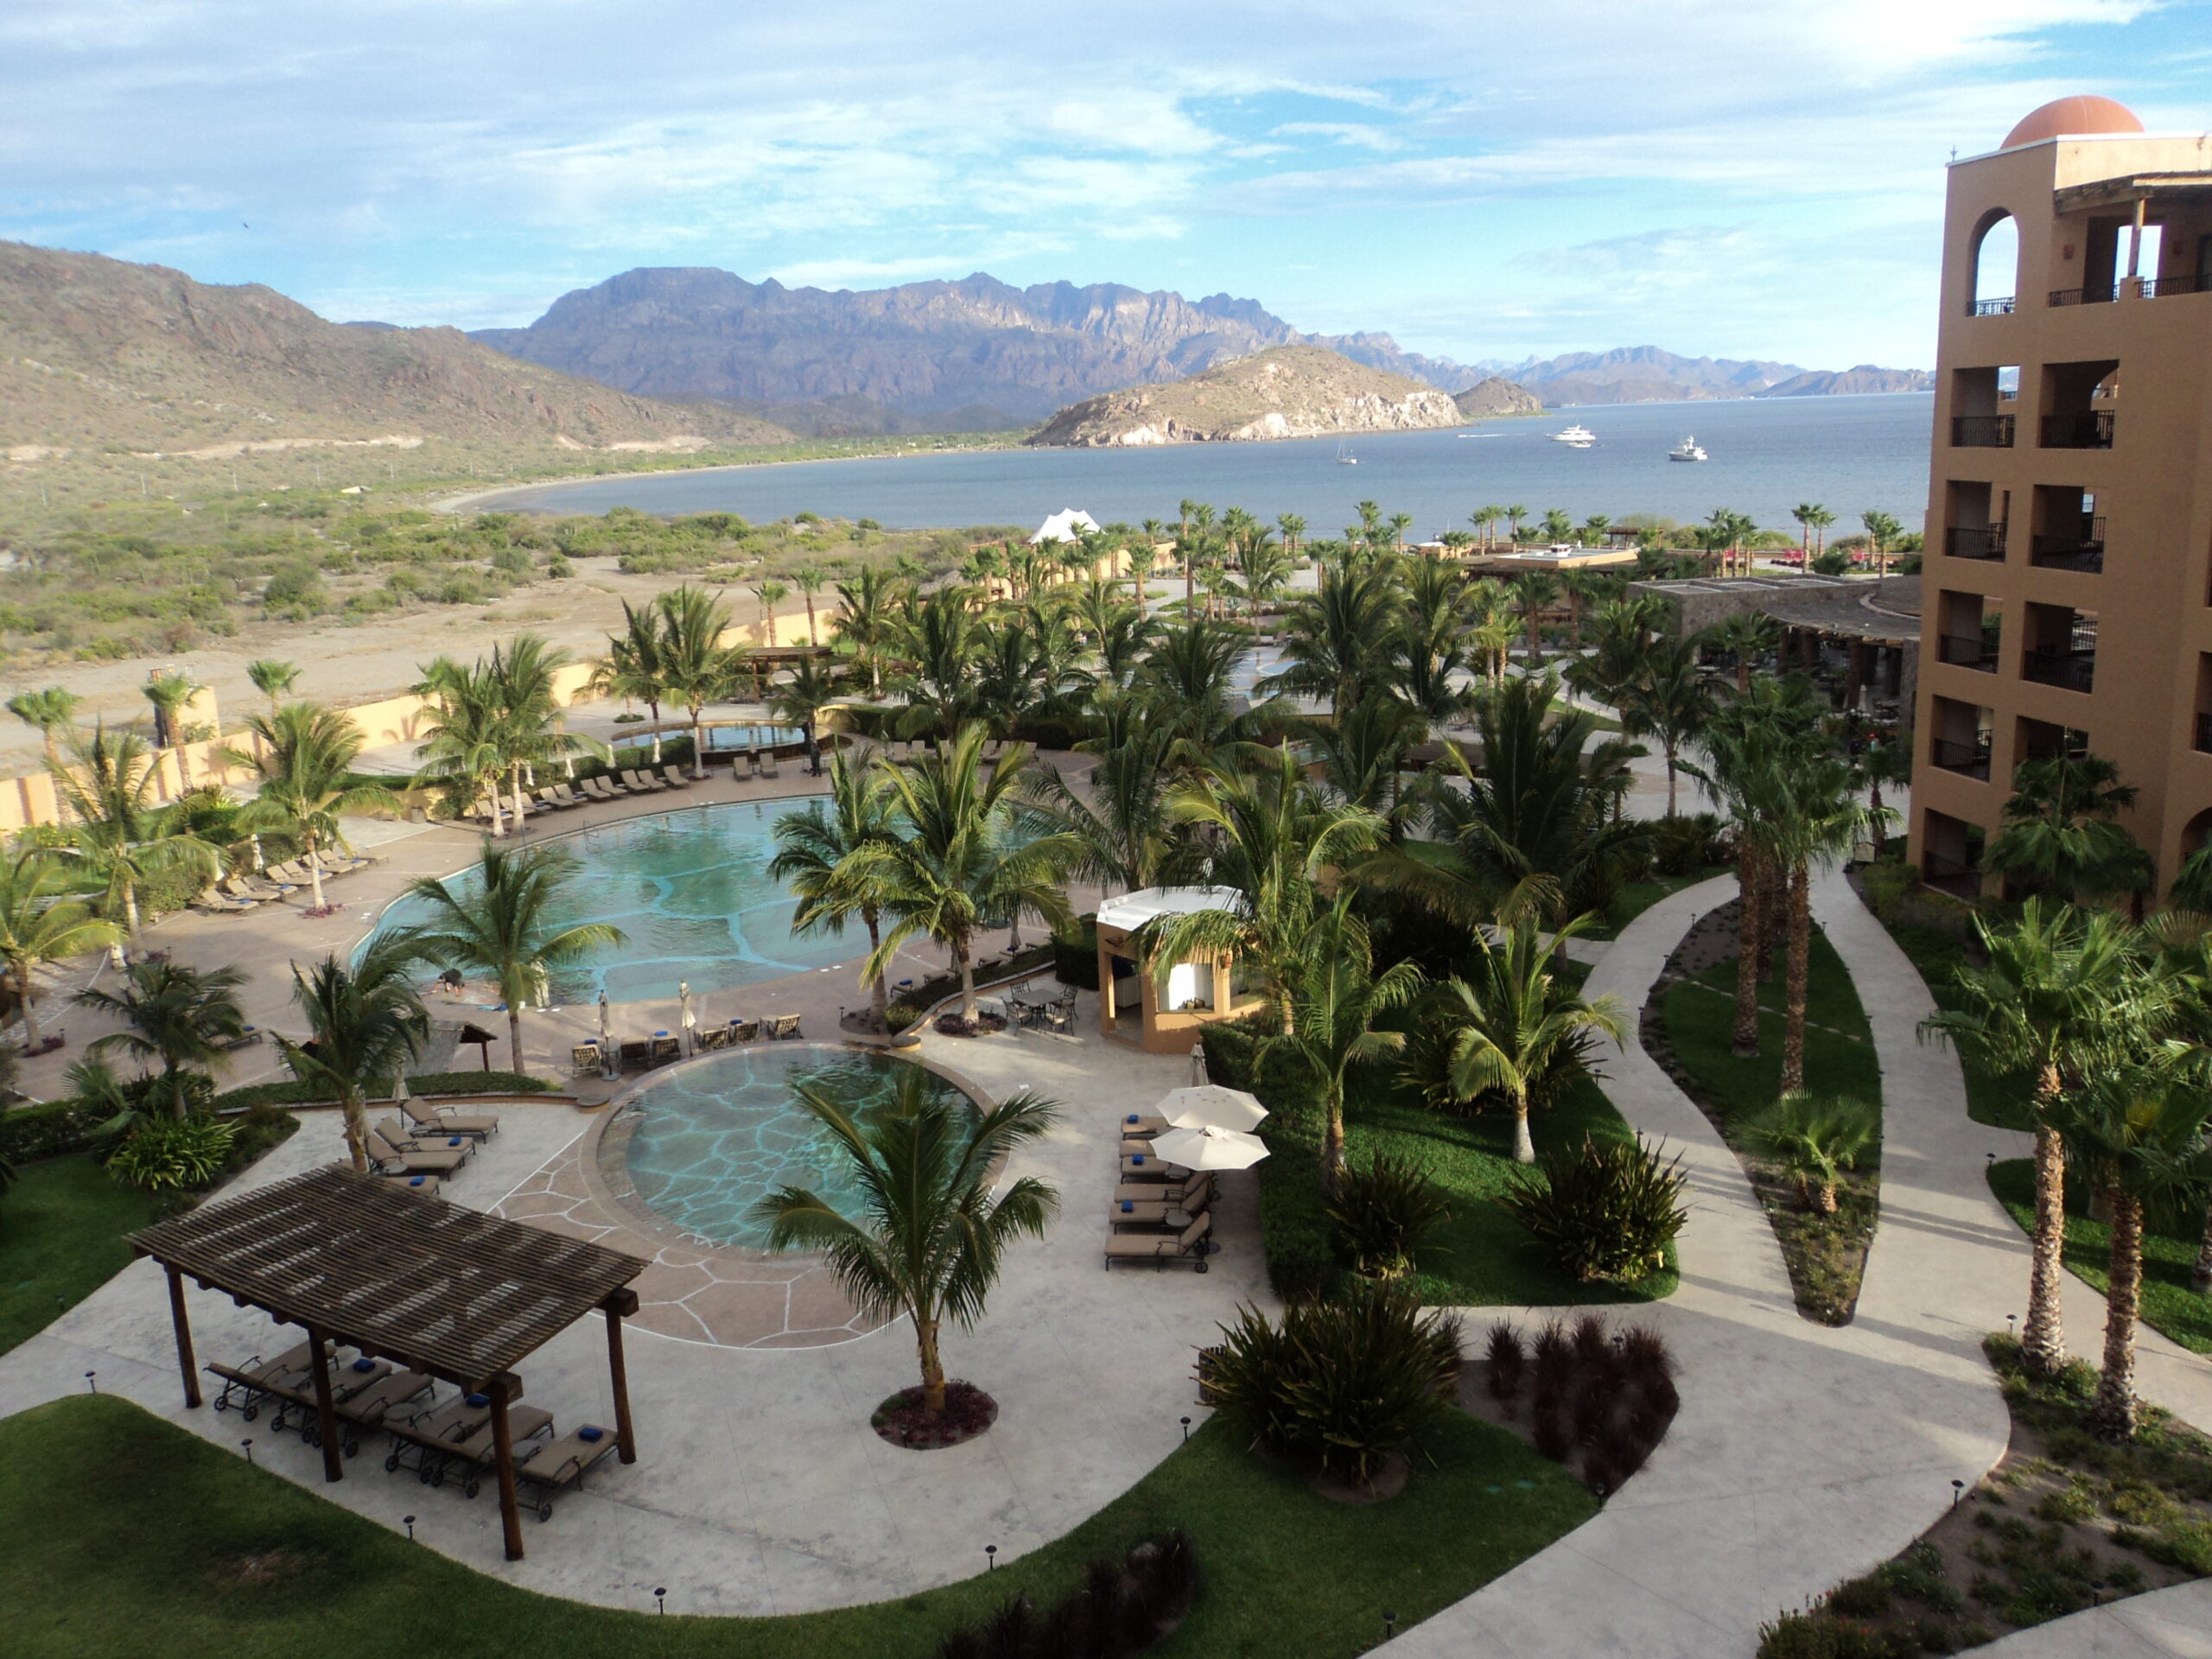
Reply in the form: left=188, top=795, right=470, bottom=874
left=2197, top=713, right=2212, bottom=755
left=2049, top=284, right=2117, bottom=307
left=2143, top=272, right=2212, bottom=298
left=1929, top=739, right=1993, bottom=780
left=1951, top=415, right=2016, bottom=448
left=2041, top=410, right=2115, bottom=450
left=2022, top=646, right=2096, bottom=693
left=1969, top=296, right=2017, bottom=315
left=1938, top=633, right=1999, bottom=671
left=1923, top=852, right=1983, bottom=899
left=1944, top=526, right=2006, bottom=561
left=2029, top=524, right=2106, bottom=573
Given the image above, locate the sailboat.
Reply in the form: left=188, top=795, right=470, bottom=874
left=1334, top=440, right=1358, bottom=466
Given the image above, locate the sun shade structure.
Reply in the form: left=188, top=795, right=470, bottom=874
left=131, top=1166, right=650, bottom=1560
left=1151, top=1122, right=1270, bottom=1171
left=1156, top=1084, right=1268, bottom=1134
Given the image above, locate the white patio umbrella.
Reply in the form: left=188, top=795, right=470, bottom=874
left=1151, top=1122, right=1270, bottom=1172
left=1156, top=1084, right=1268, bottom=1135
left=679, top=982, right=696, bottom=1052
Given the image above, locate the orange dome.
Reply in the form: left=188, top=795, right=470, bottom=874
left=2002, top=95, right=2143, bottom=149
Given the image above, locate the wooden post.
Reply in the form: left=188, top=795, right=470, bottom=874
left=490, top=1374, right=525, bottom=1561
left=604, top=1290, right=639, bottom=1465
left=163, top=1263, right=200, bottom=1408
left=305, top=1324, right=344, bottom=1483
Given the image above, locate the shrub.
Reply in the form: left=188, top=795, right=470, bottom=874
left=1652, top=811, right=1726, bottom=876
left=1205, top=1282, right=1461, bottom=1486
left=1052, top=918, right=1101, bottom=990
left=105, top=1116, right=239, bottom=1192
left=1485, top=1322, right=1524, bottom=1402
left=1757, top=1610, right=1916, bottom=1658
left=1324, top=1153, right=1452, bottom=1279
left=1496, top=1132, right=1689, bottom=1282
left=209, top=1071, right=553, bottom=1112
left=1742, top=1093, right=1878, bottom=1212
left=0, top=1099, right=115, bottom=1163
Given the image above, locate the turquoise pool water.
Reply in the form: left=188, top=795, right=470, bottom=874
left=624, top=1046, right=974, bottom=1247
left=369, top=797, right=847, bottom=1005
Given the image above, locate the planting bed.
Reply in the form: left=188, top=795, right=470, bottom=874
left=1460, top=1312, right=1681, bottom=1499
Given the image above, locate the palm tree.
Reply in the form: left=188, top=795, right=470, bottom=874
left=1276, top=512, right=1306, bottom=563
left=751, top=578, right=791, bottom=644
left=769, top=658, right=844, bottom=776
left=657, top=586, right=741, bottom=779
left=392, top=841, right=626, bottom=1078
left=489, top=632, right=593, bottom=816
left=1471, top=505, right=1504, bottom=551
left=1021, top=702, right=1179, bottom=894
left=1513, top=572, right=1560, bottom=666
left=281, top=940, right=429, bottom=1173
left=74, top=959, right=246, bottom=1118
left=1615, top=636, right=1714, bottom=817
left=1133, top=619, right=1255, bottom=756
left=792, top=564, right=828, bottom=646
left=1922, top=899, right=2155, bottom=1377
left=1697, top=612, right=1781, bottom=696
left=592, top=600, right=671, bottom=765
left=1262, top=560, right=1402, bottom=713
left=831, top=567, right=902, bottom=697
left=1804, top=505, right=1837, bottom=563
left=1744, top=1093, right=1878, bottom=1213
left=2063, top=1064, right=2212, bottom=1439
left=1986, top=753, right=2153, bottom=909
left=7, top=687, right=81, bottom=770
left=1504, top=505, right=1529, bottom=543
left=245, top=659, right=300, bottom=716
left=890, top=588, right=988, bottom=741
left=232, top=702, right=391, bottom=912
left=411, top=665, right=511, bottom=836
left=851, top=725, right=1079, bottom=1025
left=770, top=751, right=898, bottom=1024
left=1261, top=900, right=1424, bottom=1193
left=1857, top=736, right=1914, bottom=859
left=1416, top=910, right=1625, bottom=1163
left=142, top=671, right=205, bottom=793
left=751, top=1069, right=1059, bottom=1417
left=1791, top=502, right=1821, bottom=562
left=0, top=851, right=121, bottom=1050
left=1768, top=750, right=1886, bottom=1091
left=1862, top=510, right=1904, bottom=577
left=50, top=722, right=220, bottom=940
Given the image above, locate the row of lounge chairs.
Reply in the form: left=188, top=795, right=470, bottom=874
left=194, top=849, right=379, bottom=912
left=207, top=1339, right=617, bottom=1521
left=570, top=1013, right=803, bottom=1075
left=726, top=750, right=781, bottom=781
left=363, top=1100, right=501, bottom=1194
left=1103, top=1112, right=1213, bottom=1272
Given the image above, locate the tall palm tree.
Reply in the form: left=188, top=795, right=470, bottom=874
left=1615, top=635, right=1714, bottom=818
left=0, top=851, right=121, bottom=1050
left=1261, top=900, right=1424, bottom=1193
left=1697, top=611, right=1781, bottom=696
left=1416, top=910, right=1625, bottom=1163
left=890, top=588, right=987, bottom=741
left=233, top=701, right=391, bottom=911
left=7, top=686, right=81, bottom=770
left=850, top=725, right=1079, bottom=1024
left=281, top=940, right=429, bottom=1173
left=411, top=665, right=511, bottom=836
left=1471, top=505, right=1504, bottom=551
left=1262, top=560, right=1402, bottom=713
left=1923, top=900, right=2155, bottom=1377
left=751, top=579, right=790, bottom=642
left=657, top=586, right=741, bottom=779
left=1504, top=505, right=1529, bottom=543
left=592, top=600, right=671, bottom=764
left=831, top=566, right=902, bottom=697
left=74, top=959, right=246, bottom=1117
left=392, top=841, right=626, bottom=1078
left=245, top=659, right=300, bottom=716
left=1133, top=618, right=1255, bottom=757
left=1986, top=753, right=2153, bottom=909
left=1804, top=505, right=1837, bottom=563
left=791, top=564, right=828, bottom=646
left=1862, top=510, right=1904, bottom=577
left=50, top=722, right=220, bottom=940
left=1767, top=750, right=1886, bottom=1091
left=751, top=1070, right=1060, bottom=1416
left=141, top=671, right=205, bottom=793
left=489, top=632, right=596, bottom=812
left=769, top=657, right=845, bottom=775
left=770, top=750, right=898, bottom=1024
left=1021, top=702, right=1179, bottom=895
left=1512, top=572, right=1560, bottom=665
left=1276, top=512, right=1306, bottom=563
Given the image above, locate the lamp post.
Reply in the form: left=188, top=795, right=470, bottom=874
left=985, top=1545, right=997, bottom=1572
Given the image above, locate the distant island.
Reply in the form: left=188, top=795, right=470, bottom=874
left=1023, top=346, right=1464, bottom=448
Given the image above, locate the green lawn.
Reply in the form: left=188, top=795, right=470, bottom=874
left=0, top=1154, right=153, bottom=1356
left=1884, top=921, right=2034, bottom=1130
left=1262, top=1071, right=1680, bottom=1308
left=1988, top=1160, right=2212, bottom=1357
left=1659, top=929, right=1880, bottom=1121
left=0, top=1394, right=1595, bottom=1659
left=1583, top=866, right=1732, bottom=941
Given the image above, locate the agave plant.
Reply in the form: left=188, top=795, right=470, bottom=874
left=1497, top=1132, right=1689, bottom=1282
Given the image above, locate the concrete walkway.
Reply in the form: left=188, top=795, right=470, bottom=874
left=1389, top=862, right=2209, bottom=1659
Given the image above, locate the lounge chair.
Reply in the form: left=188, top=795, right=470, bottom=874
left=265, top=859, right=311, bottom=884
left=318, top=847, right=372, bottom=873
left=581, top=776, right=625, bottom=801
left=550, top=783, right=587, bottom=807
left=375, top=1169, right=444, bottom=1198
left=760, top=751, right=781, bottom=779
left=571, top=1041, right=605, bottom=1076
left=693, top=1024, right=731, bottom=1052
left=1119, top=1152, right=1192, bottom=1184
left=513, top=1425, right=622, bottom=1519
left=618, top=1038, right=652, bottom=1071
left=622, top=769, right=667, bottom=793
left=764, top=1013, right=802, bottom=1040
left=736, top=751, right=758, bottom=781
left=1112, top=1171, right=1212, bottom=1210
left=647, top=1033, right=682, bottom=1065
left=1103, top=1212, right=1211, bottom=1272
left=660, top=766, right=693, bottom=789
left=331, top=1369, right=434, bottom=1456
left=367, top=1125, right=472, bottom=1174
left=533, top=788, right=572, bottom=812
left=1118, top=1114, right=1169, bottom=1138
left=727, top=1018, right=760, bottom=1045
left=443, top=1406, right=556, bottom=1498
left=221, top=875, right=285, bottom=904
left=191, top=887, right=255, bottom=913
left=207, top=1340, right=334, bottom=1418
left=383, top=1391, right=494, bottom=1484
left=1109, top=1192, right=1210, bottom=1230
left=400, top=1095, right=499, bottom=1141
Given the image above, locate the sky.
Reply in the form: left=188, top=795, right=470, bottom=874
left=4, top=1, right=2209, bottom=372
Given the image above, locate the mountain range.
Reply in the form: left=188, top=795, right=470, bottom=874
left=1475, top=346, right=1932, bottom=405
left=1026, top=346, right=1463, bottom=448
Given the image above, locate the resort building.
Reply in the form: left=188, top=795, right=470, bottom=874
left=1910, top=95, right=2212, bottom=897
left=1093, top=886, right=1265, bottom=1054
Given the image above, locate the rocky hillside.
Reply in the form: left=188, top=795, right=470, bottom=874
left=1025, top=346, right=1462, bottom=448
left=1480, top=345, right=1930, bottom=406
left=0, top=241, right=791, bottom=464
left=1453, top=376, right=1542, bottom=417
left=473, top=268, right=1480, bottom=423
left=1761, top=365, right=1935, bottom=397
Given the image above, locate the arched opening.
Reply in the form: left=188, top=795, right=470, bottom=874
left=1970, top=212, right=2018, bottom=315
left=2171, top=806, right=2212, bottom=910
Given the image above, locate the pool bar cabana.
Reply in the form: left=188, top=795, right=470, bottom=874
left=1094, top=886, right=1268, bottom=1055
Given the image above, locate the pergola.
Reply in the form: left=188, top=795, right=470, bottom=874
left=132, top=1166, right=650, bottom=1560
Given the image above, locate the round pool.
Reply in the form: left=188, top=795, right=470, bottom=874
left=621, top=1046, right=980, bottom=1247
left=368, top=797, right=842, bottom=1005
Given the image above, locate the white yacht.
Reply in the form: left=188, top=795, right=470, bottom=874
left=1669, top=435, right=1709, bottom=462
left=1551, top=423, right=1596, bottom=447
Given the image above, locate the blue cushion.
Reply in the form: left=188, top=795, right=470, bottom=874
left=1120, top=1201, right=1133, bottom=1212
left=448, top=1137, right=463, bottom=1147
left=409, top=1176, right=428, bottom=1187
left=465, top=1393, right=489, bottom=1408
left=578, top=1425, right=604, bottom=1443
left=1125, top=1114, right=1138, bottom=1124
left=1131, top=1154, right=1145, bottom=1166
left=353, top=1357, right=378, bottom=1373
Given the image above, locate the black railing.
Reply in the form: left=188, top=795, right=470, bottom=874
left=2197, top=713, right=2212, bottom=755
left=1952, top=415, right=2016, bottom=448
left=2050, top=284, right=2117, bottom=307
left=1924, top=853, right=1983, bottom=898
left=1969, top=296, right=2017, bottom=315
left=1944, top=526, right=2006, bottom=560
left=2144, top=271, right=2212, bottom=299
left=1938, top=633, right=1999, bottom=671
left=1929, top=739, right=1993, bottom=779
left=2029, top=525, right=2106, bottom=573
left=2041, top=410, right=2115, bottom=449
left=2022, top=646, right=2096, bottom=692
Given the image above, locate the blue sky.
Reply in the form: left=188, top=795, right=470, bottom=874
left=4, top=1, right=2208, bottom=371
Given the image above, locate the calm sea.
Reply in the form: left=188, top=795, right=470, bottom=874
left=481, top=391, right=1935, bottom=537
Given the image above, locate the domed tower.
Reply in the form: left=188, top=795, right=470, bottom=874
left=1910, top=98, right=2212, bottom=900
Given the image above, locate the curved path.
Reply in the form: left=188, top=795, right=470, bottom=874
left=1390, top=864, right=2209, bottom=1658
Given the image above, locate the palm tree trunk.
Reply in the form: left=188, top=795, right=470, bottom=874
left=2193, top=1198, right=2212, bottom=1294
left=2092, top=1181, right=2143, bottom=1440
left=917, top=1315, right=946, bottom=1414
left=690, top=713, right=708, bottom=779
left=123, top=880, right=142, bottom=943
left=511, top=768, right=530, bottom=831
left=2024, top=1099, right=2069, bottom=1377
left=1756, top=852, right=1783, bottom=982
left=1664, top=745, right=1679, bottom=818
left=1322, top=1085, right=1347, bottom=1194
left=307, top=841, right=327, bottom=911
left=955, top=936, right=977, bottom=1024
left=1869, top=779, right=1888, bottom=856
left=14, top=967, right=41, bottom=1048
left=865, top=912, right=889, bottom=1025
left=508, top=1007, right=527, bottom=1079
left=1510, top=1090, right=1535, bottom=1164
left=342, top=1088, right=369, bottom=1174
left=647, top=703, right=664, bottom=766
left=173, top=741, right=193, bottom=792
left=484, top=779, right=505, bottom=839
left=1780, top=861, right=1811, bottom=1092
left=1732, top=847, right=1763, bottom=1057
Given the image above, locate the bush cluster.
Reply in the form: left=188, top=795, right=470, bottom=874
left=1484, top=1313, right=1678, bottom=1497
left=933, top=1533, right=1197, bottom=1659
left=1496, top=1131, right=1689, bottom=1281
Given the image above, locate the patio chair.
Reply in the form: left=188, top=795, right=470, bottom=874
left=331, top=1370, right=434, bottom=1456
left=513, top=1425, right=621, bottom=1520
left=1109, top=1170, right=1211, bottom=1211
left=366, top=1125, right=472, bottom=1175
left=622, top=769, right=668, bottom=793
left=571, top=1041, right=605, bottom=1076
left=400, top=1095, right=499, bottom=1141
left=532, top=789, right=571, bottom=813
left=765, top=1013, right=802, bottom=1040
left=1103, top=1211, right=1211, bottom=1272
left=727, top=1018, right=760, bottom=1045
left=660, top=766, right=693, bottom=789
left=734, top=751, right=758, bottom=781
left=382, top=1391, right=492, bottom=1484
left=760, top=750, right=781, bottom=779
left=320, top=846, right=374, bottom=873
left=444, top=1405, right=556, bottom=1497
left=374, top=1169, right=444, bottom=1199
left=1108, top=1184, right=1211, bottom=1230
left=191, top=887, right=255, bottom=913
left=1118, top=1152, right=1192, bottom=1184
left=581, top=776, right=624, bottom=801
left=207, top=1339, right=333, bottom=1418
left=550, top=783, right=588, bottom=807
left=1118, top=1113, right=1169, bottom=1139
left=618, top=1038, right=652, bottom=1070
left=647, top=1033, right=682, bottom=1065
left=693, top=1024, right=731, bottom=1052
left=221, top=875, right=285, bottom=904
left=374, top=1116, right=477, bottom=1162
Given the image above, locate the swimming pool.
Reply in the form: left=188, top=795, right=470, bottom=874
left=622, top=1046, right=976, bottom=1247
left=368, top=797, right=847, bottom=1005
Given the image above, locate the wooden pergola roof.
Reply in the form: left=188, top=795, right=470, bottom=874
left=132, top=1166, right=646, bottom=1392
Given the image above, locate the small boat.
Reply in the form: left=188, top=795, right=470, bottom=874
left=1669, top=435, right=1709, bottom=462
left=1550, top=423, right=1596, bottom=447
left=1334, top=441, right=1358, bottom=466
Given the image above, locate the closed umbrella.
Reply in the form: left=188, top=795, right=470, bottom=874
left=1151, top=1122, right=1269, bottom=1172
left=597, top=991, right=616, bottom=1077
left=1157, top=1084, right=1268, bottom=1135
left=679, top=981, right=696, bottom=1053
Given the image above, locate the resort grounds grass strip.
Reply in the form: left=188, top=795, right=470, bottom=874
left=0, top=1154, right=153, bottom=1356
left=1988, top=1160, right=2212, bottom=1357
left=0, top=1395, right=1596, bottom=1659
left=1880, top=919, right=2035, bottom=1133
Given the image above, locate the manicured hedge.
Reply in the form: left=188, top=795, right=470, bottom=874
left=0, top=1100, right=115, bottom=1166
left=1201, top=1020, right=1338, bottom=1302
